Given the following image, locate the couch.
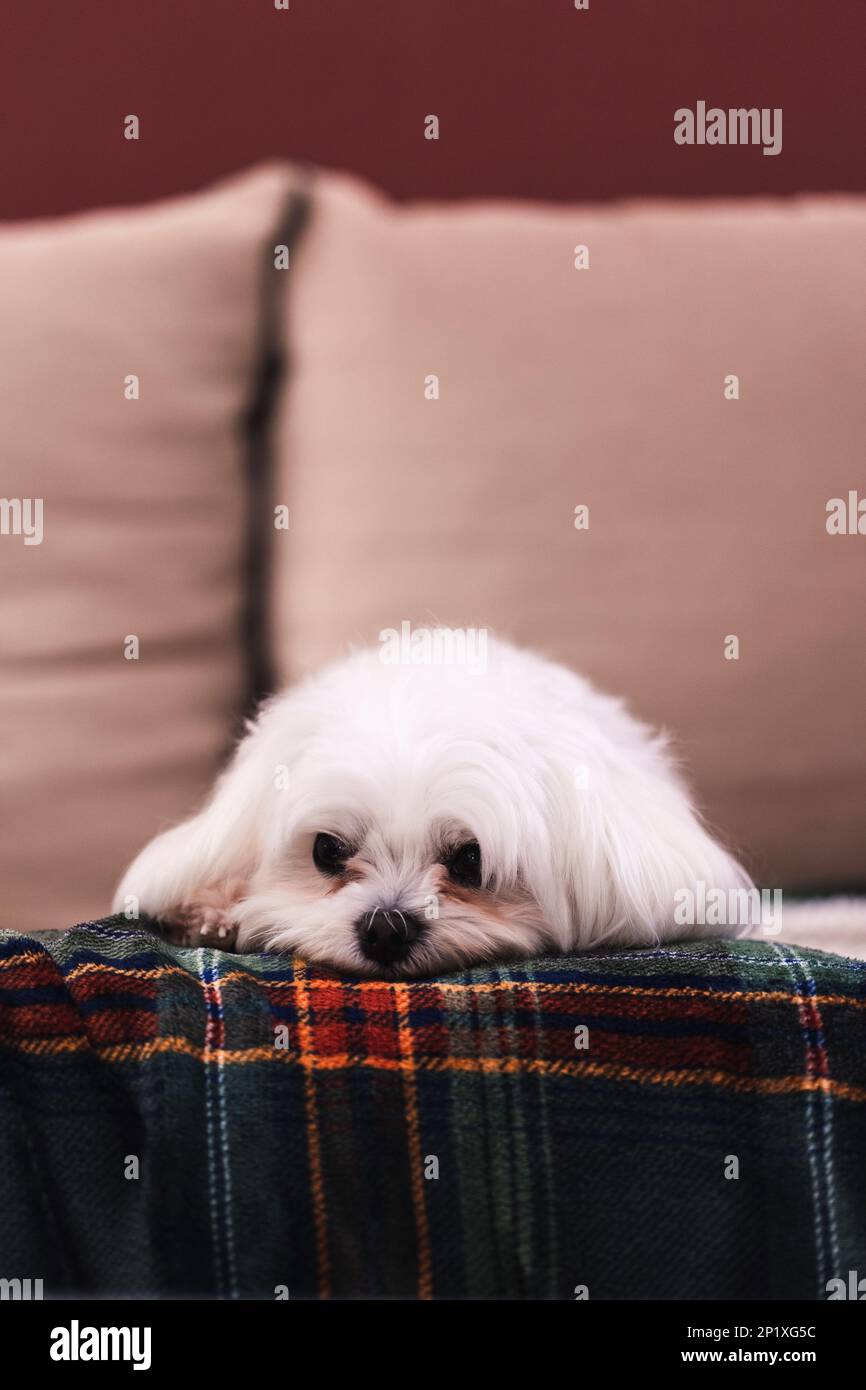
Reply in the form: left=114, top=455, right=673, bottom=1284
left=1, top=166, right=864, bottom=1299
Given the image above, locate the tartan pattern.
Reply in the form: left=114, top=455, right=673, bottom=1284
left=1, top=916, right=866, bottom=1299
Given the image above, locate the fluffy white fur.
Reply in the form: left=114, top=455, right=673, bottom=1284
left=113, top=636, right=751, bottom=975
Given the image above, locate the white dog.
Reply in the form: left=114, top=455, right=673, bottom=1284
left=113, top=635, right=750, bottom=976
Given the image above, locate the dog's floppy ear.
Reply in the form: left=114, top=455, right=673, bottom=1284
left=561, top=739, right=752, bottom=949
left=112, top=703, right=282, bottom=925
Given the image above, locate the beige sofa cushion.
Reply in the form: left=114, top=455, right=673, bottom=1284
left=0, top=165, right=295, bottom=930
left=272, top=172, right=866, bottom=888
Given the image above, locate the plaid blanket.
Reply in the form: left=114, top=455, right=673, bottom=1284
left=1, top=916, right=865, bottom=1300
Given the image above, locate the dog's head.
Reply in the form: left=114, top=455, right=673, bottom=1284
left=113, top=637, right=749, bottom=976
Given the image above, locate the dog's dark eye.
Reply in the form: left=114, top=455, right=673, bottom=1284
left=445, top=840, right=482, bottom=888
left=313, top=832, right=350, bottom=876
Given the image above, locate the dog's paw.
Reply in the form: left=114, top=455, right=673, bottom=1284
left=156, top=880, right=246, bottom=951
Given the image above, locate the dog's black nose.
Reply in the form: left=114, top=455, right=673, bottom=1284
left=356, top=910, right=424, bottom=966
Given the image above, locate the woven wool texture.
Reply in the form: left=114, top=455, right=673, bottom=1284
left=2, top=919, right=865, bottom=1300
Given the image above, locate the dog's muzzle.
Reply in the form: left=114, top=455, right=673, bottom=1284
left=356, top=909, right=424, bottom=966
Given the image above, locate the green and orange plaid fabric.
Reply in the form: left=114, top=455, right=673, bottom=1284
left=1, top=915, right=865, bottom=1299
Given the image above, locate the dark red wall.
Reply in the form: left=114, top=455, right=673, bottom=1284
left=1, top=0, right=863, bottom=218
